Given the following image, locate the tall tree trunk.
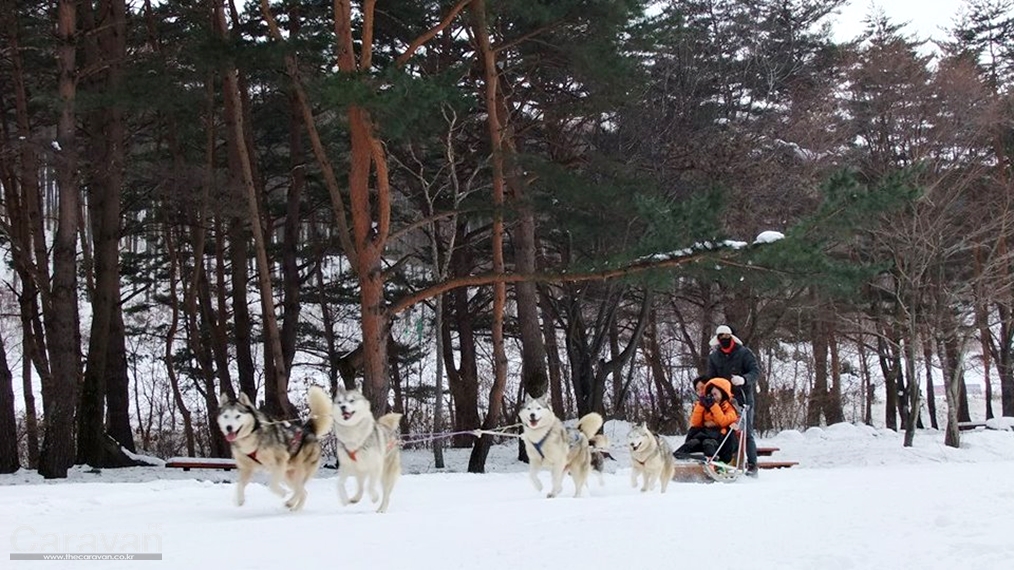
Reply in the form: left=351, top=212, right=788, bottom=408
left=442, top=278, right=479, bottom=447
left=876, top=321, right=901, bottom=430
left=468, top=0, right=509, bottom=473
left=992, top=303, right=1013, bottom=416
left=229, top=221, right=257, bottom=402
left=858, top=334, right=874, bottom=426
left=826, top=323, right=845, bottom=424
left=807, top=318, right=828, bottom=427
left=105, top=309, right=134, bottom=451
left=903, top=318, right=920, bottom=447
left=77, top=0, right=131, bottom=467
left=3, top=3, right=46, bottom=470
left=922, top=328, right=939, bottom=429
left=39, top=0, right=82, bottom=479
left=217, top=1, right=290, bottom=416
left=539, top=286, right=566, bottom=417
left=940, top=332, right=964, bottom=448
left=164, top=222, right=196, bottom=456
left=0, top=332, right=19, bottom=473
left=280, top=17, right=305, bottom=375
left=22, top=342, right=40, bottom=468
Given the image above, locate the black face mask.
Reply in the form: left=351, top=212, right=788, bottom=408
left=718, top=337, right=733, bottom=349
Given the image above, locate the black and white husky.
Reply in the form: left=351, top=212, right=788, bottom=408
left=518, top=396, right=606, bottom=498
left=216, top=386, right=333, bottom=511
left=331, top=388, right=403, bottom=513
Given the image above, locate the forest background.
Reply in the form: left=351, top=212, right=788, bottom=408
left=0, top=0, right=1012, bottom=479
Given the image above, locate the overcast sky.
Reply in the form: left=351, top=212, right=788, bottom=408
left=831, top=0, right=968, bottom=45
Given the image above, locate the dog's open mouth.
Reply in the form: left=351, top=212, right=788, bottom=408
left=528, top=419, right=539, bottom=428
left=342, top=410, right=354, bottom=421
left=225, top=432, right=237, bottom=442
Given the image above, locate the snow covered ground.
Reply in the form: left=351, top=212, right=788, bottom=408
left=2, top=422, right=1013, bottom=569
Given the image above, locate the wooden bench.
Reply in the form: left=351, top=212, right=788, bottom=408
left=958, top=421, right=987, bottom=431
left=165, top=457, right=237, bottom=471
left=756, top=447, right=780, bottom=456
left=757, top=461, right=799, bottom=469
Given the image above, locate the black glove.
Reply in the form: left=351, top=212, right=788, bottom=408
left=700, top=394, right=715, bottom=408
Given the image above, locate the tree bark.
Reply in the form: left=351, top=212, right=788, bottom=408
left=0, top=331, right=19, bottom=473
left=105, top=309, right=134, bottom=452
left=40, top=0, right=83, bottom=479
left=807, top=318, right=829, bottom=427
left=468, top=0, right=509, bottom=473
left=921, top=328, right=939, bottom=429
left=444, top=221, right=481, bottom=448
left=228, top=221, right=257, bottom=402
left=539, top=286, right=566, bottom=417
left=77, top=0, right=133, bottom=466
left=280, top=6, right=305, bottom=375
left=217, top=1, right=291, bottom=417
left=826, top=323, right=845, bottom=424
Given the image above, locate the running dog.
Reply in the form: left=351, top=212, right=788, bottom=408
left=331, top=388, right=403, bottom=513
left=627, top=423, right=676, bottom=493
left=518, top=396, right=605, bottom=498
left=216, top=386, right=332, bottom=511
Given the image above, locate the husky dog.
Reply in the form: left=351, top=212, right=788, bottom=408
left=627, top=423, right=676, bottom=493
left=518, top=396, right=605, bottom=498
left=332, top=388, right=403, bottom=513
left=216, top=386, right=333, bottom=511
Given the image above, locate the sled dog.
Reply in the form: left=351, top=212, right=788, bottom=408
left=332, top=388, right=403, bottom=513
left=627, top=423, right=676, bottom=493
left=518, top=396, right=605, bottom=498
left=216, top=386, right=333, bottom=511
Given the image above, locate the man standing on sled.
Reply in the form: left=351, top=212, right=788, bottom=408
left=707, top=325, right=761, bottom=477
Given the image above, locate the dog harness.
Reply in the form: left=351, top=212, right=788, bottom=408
left=530, top=429, right=553, bottom=460
left=232, top=411, right=309, bottom=464
left=339, top=432, right=398, bottom=462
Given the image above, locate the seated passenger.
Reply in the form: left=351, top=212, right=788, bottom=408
left=674, top=377, right=739, bottom=463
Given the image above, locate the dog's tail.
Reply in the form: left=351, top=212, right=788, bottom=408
left=376, top=412, right=403, bottom=434
left=307, top=385, right=333, bottom=437
left=577, top=412, right=604, bottom=440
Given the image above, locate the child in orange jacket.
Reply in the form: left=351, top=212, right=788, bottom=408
left=675, top=377, right=739, bottom=462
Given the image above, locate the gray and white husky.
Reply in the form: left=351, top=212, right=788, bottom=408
left=518, top=396, right=606, bottom=498
left=627, top=423, right=676, bottom=493
left=332, top=388, right=403, bottom=513
left=216, top=386, right=333, bottom=511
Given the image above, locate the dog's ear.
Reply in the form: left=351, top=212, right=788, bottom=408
left=219, top=391, right=230, bottom=403
left=238, top=392, right=254, bottom=408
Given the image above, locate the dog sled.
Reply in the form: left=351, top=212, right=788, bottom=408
left=671, top=406, right=749, bottom=484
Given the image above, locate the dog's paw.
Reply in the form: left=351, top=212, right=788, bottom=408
left=234, top=493, right=245, bottom=507
left=270, top=485, right=286, bottom=497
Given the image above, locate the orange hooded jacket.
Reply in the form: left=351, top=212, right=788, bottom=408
left=689, top=377, right=739, bottom=434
